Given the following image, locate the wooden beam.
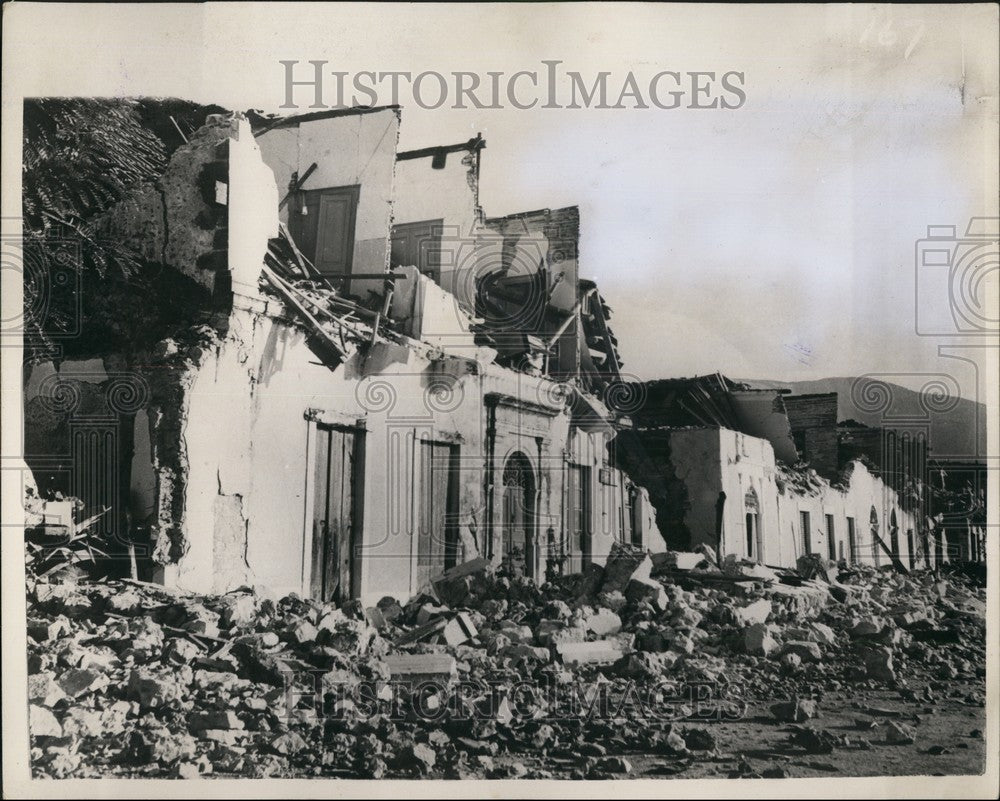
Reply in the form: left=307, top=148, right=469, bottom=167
left=278, top=162, right=318, bottom=210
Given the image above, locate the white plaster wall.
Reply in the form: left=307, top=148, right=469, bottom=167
left=256, top=109, right=399, bottom=281
left=715, top=429, right=785, bottom=564
left=228, top=117, right=279, bottom=297
left=393, top=154, right=477, bottom=236
left=669, top=427, right=923, bottom=570
left=392, top=152, right=479, bottom=307
left=389, top=267, right=478, bottom=356
left=171, top=304, right=584, bottom=604
left=562, top=427, right=663, bottom=567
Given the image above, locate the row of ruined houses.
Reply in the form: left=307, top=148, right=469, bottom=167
left=23, top=106, right=986, bottom=605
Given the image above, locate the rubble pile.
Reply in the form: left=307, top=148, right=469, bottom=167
left=26, top=544, right=986, bottom=779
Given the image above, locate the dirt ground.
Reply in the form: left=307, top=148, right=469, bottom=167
left=509, top=680, right=988, bottom=780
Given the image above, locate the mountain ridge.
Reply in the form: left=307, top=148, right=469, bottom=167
left=737, top=376, right=986, bottom=460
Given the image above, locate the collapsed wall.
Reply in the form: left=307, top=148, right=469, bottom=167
left=659, top=427, right=924, bottom=570
left=23, top=115, right=274, bottom=577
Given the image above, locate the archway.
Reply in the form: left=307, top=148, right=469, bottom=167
left=501, top=452, right=536, bottom=578
left=889, top=510, right=900, bottom=561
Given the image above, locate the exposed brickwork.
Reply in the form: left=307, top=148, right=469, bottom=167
left=785, top=393, right=839, bottom=479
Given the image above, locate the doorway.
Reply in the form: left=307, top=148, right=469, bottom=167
left=566, top=463, right=591, bottom=572
left=289, top=185, right=360, bottom=276
left=311, top=424, right=364, bottom=603
left=501, top=452, right=536, bottom=578
left=417, top=440, right=460, bottom=587
left=870, top=507, right=881, bottom=567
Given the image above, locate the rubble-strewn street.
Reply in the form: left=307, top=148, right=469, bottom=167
left=26, top=544, right=986, bottom=779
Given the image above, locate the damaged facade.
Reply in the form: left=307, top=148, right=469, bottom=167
left=615, top=375, right=959, bottom=573
left=22, top=106, right=980, bottom=610
left=24, top=108, right=659, bottom=604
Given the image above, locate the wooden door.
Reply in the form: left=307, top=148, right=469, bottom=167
left=315, top=187, right=359, bottom=276
left=417, top=441, right=458, bottom=587
left=390, top=218, right=443, bottom=281
left=312, top=426, right=361, bottom=603
left=291, top=185, right=359, bottom=276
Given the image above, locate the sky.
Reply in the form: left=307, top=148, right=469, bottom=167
left=3, top=3, right=998, bottom=393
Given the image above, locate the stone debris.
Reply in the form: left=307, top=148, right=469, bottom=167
left=29, top=704, right=63, bottom=738
left=600, top=543, right=653, bottom=593
left=384, top=653, right=458, bottom=684
left=743, top=623, right=779, bottom=656
left=23, top=548, right=985, bottom=779
left=556, top=640, right=624, bottom=666
left=585, top=608, right=623, bottom=636
left=734, top=598, right=772, bottom=627
left=789, top=726, right=841, bottom=755
left=885, top=721, right=917, bottom=745
left=770, top=697, right=818, bottom=723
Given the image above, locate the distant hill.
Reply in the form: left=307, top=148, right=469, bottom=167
left=738, top=377, right=986, bottom=460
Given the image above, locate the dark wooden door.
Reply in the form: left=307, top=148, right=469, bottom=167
left=800, top=511, right=812, bottom=556
left=417, top=441, right=458, bottom=587
left=312, top=425, right=361, bottom=603
left=314, top=187, right=359, bottom=276
left=391, top=219, right=443, bottom=282
left=289, top=186, right=359, bottom=277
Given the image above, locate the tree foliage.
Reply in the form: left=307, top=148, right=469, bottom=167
left=21, top=98, right=225, bottom=359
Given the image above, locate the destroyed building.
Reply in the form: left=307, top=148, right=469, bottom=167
left=21, top=102, right=981, bottom=614
left=926, top=458, right=988, bottom=564
left=612, top=374, right=958, bottom=573
left=23, top=106, right=661, bottom=604
left=16, top=99, right=989, bottom=783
